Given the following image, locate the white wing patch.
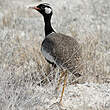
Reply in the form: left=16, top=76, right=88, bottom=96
left=45, top=7, right=52, bottom=14
left=41, top=46, right=55, bottom=63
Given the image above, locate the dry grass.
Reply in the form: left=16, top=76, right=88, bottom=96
left=0, top=0, right=110, bottom=110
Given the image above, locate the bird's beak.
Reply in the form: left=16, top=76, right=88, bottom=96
left=29, top=6, right=40, bottom=11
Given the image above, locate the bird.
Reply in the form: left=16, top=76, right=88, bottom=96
left=29, top=3, right=83, bottom=104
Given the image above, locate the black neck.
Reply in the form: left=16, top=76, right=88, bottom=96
left=43, top=15, right=55, bottom=37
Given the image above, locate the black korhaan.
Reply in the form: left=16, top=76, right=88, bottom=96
left=29, top=3, right=83, bottom=104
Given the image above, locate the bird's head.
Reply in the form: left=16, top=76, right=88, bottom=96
left=29, top=3, right=52, bottom=17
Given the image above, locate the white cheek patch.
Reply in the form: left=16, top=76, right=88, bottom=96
left=45, top=7, right=52, bottom=14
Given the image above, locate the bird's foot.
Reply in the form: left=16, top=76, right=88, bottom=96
left=49, top=101, right=66, bottom=110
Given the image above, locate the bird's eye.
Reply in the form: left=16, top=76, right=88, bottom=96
left=41, top=6, right=45, bottom=10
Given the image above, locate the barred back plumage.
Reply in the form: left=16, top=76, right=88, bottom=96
left=41, top=33, right=83, bottom=77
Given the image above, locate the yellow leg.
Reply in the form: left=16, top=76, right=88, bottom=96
left=56, top=71, right=65, bottom=91
left=59, top=72, right=67, bottom=104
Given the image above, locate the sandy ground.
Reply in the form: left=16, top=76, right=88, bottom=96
left=1, top=82, right=110, bottom=110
